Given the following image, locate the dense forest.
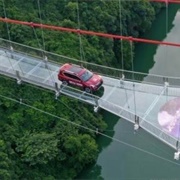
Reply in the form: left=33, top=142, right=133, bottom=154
left=0, top=0, right=164, bottom=179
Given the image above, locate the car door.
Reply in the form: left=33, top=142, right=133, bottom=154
left=64, top=72, right=83, bottom=87
left=72, top=75, right=83, bottom=87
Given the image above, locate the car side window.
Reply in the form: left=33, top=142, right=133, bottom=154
left=64, top=72, right=81, bottom=81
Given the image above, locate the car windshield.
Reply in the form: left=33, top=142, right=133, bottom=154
left=80, top=70, right=93, bottom=82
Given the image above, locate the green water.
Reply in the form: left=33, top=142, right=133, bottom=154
left=134, top=4, right=180, bottom=75
left=78, top=4, right=180, bottom=180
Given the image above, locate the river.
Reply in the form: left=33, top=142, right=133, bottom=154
left=78, top=4, right=180, bottom=180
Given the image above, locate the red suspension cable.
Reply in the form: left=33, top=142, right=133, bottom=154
left=0, top=17, right=180, bottom=47
left=150, top=0, right=180, bottom=4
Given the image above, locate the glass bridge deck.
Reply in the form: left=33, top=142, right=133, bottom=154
left=0, top=46, right=180, bottom=151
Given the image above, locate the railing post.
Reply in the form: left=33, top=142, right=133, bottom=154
left=134, top=115, right=140, bottom=131
left=16, top=70, right=21, bottom=85
left=120, top=73, right=125, bottom=88
left=94, top=98, right=99, bottom=113
left=54, top=82, right=60, bottom=99
left=44, top=56, right=48, bottom=69
left=44, top=56, right=48, bottom=62
left=164, top=81, right=169, bottom=87
left=163, top=77, right=169, bottom=85
left=174, top=141, right=180, bottom=160
left=10, top=46, right=14, bottom=59
left=174, top=151, right=180, bottom=160
left=164, top=78, right=169, bottom=98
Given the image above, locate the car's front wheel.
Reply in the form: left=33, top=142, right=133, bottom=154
left=85, top=87, right=92, bottom=93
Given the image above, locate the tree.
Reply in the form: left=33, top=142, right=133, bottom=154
left=63, top=134, right=98, bottom=172
left=0, top=139, right=13, bottom=179
left=0, top=0, right=164, bottom=179
left=16, top=132, right=59, bottom=166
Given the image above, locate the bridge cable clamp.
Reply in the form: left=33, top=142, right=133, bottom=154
left=164, top=81, right=169, bottom=87
left=55, top=91, right=60, bottom=100
left=174, top=151, right=180, bottom=160
left=134, top=123, right=139, bottom=131
left=95, top=127, right=99, bottom=135
left=19, top=98, right=22, bottom=104
left=94, top=106, right=99, bottom=113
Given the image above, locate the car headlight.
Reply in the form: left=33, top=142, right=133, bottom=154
left=91, top=85, right=96, bottom=88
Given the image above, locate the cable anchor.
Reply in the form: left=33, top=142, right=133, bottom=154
left=19, top=98, right=22, bottom=104
left=95, top=127, right=99, bottom=135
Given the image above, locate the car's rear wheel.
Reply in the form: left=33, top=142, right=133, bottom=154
left=62, top=80, right=68, bottom=86
left=85, top=87, right=92, bottom=93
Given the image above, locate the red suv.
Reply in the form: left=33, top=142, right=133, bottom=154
left=58, top=63, right=103, bottom=93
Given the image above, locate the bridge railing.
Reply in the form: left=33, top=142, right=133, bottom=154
left=139, top=117, right=178, bottom=150
left=1, top=38, right=180, bottom=87
left=1, top=38, right=180, bottom=150
left=0, top=67, right=99, bottom=107
left=99, top=97, right=179, bottom=150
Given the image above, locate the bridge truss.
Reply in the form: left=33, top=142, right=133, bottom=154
left=1, top=38, right=180, bottom=156
left=1, top=0, right=180, bottom=159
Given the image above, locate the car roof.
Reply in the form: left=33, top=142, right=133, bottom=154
left=61, top=63, right=85, bottom=75
left=69, top=65, right=82, bottom=73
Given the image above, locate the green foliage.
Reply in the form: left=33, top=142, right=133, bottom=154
left=0, top=77, right=104, bottom=179
left=63, top=134, right=98, bottom=169
left=16, top=132, right=59, bottom=166
left=0, top=139, right=13, bottom=179
left=123, top=1, right=155, bottom=36
left=0, top=0, right=164, bottom=179
left=0, top=0, right=163, bottom=70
